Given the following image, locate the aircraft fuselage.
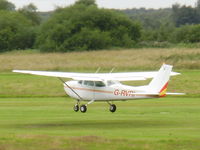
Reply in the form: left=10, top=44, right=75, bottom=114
left=64, top=80, right=158, bottom=101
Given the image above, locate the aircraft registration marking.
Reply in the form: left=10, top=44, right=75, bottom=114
left=66, top=86, right=159, bottom=98
left=113, top=89, right=159, bottom=98
left=114, top=89, right=136, bottom=97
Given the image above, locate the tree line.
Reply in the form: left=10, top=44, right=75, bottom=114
left=1, top=0, right=200, bottom=52
left=0, top=0, right=40, bottom=51
left=122, top=0, right=200, bottom=47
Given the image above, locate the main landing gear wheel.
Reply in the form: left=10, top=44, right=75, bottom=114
left=73, top=104, right=79, bottom=112
left=80, top=105, right=87, bottom=113
left=109, top=104, right=116, bottom=113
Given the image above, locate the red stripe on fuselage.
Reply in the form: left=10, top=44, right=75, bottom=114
left=65, top=86, right=113, bottom=94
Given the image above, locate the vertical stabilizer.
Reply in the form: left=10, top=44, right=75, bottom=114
left=148, top=64, right=172, bottom=97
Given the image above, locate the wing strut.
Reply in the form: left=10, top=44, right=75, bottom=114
left=58, top=78, right=83, bottom=101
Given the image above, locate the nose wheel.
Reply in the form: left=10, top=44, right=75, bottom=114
left=107, top=101, right=117, bottom=113
left=73, top=104, right=79, bottom=112
left=80, top=105, right=87, bottom=113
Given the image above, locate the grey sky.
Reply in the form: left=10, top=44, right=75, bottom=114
left=8, top=0, right=197, bottom=11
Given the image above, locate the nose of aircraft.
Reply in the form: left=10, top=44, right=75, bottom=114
left=63, top=80, right=83, bottom=100
left=63, top=80, right=75, bottom=96
left=64, top=80, right=75, bottom=88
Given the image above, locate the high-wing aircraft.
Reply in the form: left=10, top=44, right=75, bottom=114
left=13, top=64, right=184, bottom=113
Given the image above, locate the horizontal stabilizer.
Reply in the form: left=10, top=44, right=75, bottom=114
left=132, top=92, right=185, bottom=96
left=133, top=93, right=159, bottom=96
left=166, top=93, right=186, bottom=95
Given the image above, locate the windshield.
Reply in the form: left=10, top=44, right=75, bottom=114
left=107, top=80, right=116, bottom=86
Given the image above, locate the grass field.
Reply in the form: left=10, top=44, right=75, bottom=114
left=1, top=48, right=200, bottom=72
left=0, top=97, right=200, bottom=150
left=0, top=48, right=200, bottom=150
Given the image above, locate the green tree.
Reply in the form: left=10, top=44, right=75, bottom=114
left=172, top=4, right=199, bottom=27
left=0, top=0, right=15, bottom=11
left=171, top=24, right=200, bottom=43
left=0, top=11, right=36, bottom=51
left=196, top=0, right=200, bottom=8
left=36, top=0, right=141, bottom=52
left=75, top=0, right=96, bottom=6
left=18, top=3, right=41, bottom=25
left=123, top=8, right=172, bottom=30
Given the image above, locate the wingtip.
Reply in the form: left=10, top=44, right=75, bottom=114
left=12, top=70, right=21, bottom=72
left=12, top=70, right=26, bottom=73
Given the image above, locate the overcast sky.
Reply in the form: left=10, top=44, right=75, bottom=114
left=8, top=0, right=197, bottom=12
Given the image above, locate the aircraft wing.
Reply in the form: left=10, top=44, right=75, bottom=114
left=12, top=70, right=103, bottom=81
left=12, top=70, right=180, bottom=81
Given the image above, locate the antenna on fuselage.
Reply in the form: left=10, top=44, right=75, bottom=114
left=95, top=67, right=101, bottom=73
left=109, top=67, right=115, bottom=73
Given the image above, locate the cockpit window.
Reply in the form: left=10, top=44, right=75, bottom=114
left=95, top=81, right=106, bottom=87
left=78, top=80, right=83, bottom=84
left=84, top=81, right=94, bottom=86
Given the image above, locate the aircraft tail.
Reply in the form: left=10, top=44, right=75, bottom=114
left=147, top=64, right=173, bottom=97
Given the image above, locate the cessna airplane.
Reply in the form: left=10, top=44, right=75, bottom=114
left=13, top=64, right=184, bottom=113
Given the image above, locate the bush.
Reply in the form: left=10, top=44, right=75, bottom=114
left=171, top=25, right=200, bottom=43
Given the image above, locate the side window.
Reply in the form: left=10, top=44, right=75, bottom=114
left=84, top=81, right=94, bottom=86
left=95, top=81, right=106, bottom=87
left=107, top=80, right=116, bottom=86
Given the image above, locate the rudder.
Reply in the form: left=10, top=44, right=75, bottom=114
left=148, top=64, right=172, bottom=97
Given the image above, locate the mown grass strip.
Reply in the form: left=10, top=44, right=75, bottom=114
left=0, top=97, right=200, bottom=150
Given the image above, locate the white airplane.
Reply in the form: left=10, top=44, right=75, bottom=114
left=13, top=64, right=184, bottom=113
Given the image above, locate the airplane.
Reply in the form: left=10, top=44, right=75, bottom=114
left=13, top=64, right=184, bottom=113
